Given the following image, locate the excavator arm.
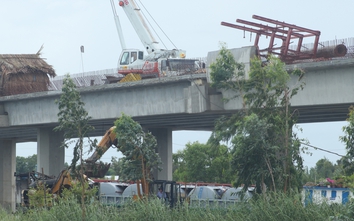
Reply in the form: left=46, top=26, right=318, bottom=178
left=84, top=124, right=151, bottom=198
left=83, top=126, right=118, bottom=177
left=85, top=126, right=118, bottom=163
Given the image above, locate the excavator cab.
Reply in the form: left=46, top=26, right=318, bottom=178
left=151, top=180, right=182, bottom=208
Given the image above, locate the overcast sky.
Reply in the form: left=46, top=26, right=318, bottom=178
left=6, top=0, right=354, bottom=169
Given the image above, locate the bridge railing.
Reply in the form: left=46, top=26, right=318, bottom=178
left=49, top=68, right=122, bottom=91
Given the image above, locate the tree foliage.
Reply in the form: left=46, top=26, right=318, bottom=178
left=106, top=156, right=123, bottom=176
left=210, top=42, right=248, bottom=107
left=16, top=154, right=37, bottom=174
left=54, top=74, right=96, bottom=219
left=302, top=158, right=343, bottom=185
left=340, top=106, right=354, bottom=175
left=315, top=157, right=335, bottom=179
left=54, top=74, right=96, bottom=172
left=209, top=45, right=305, bottom=192
left=230, top=113, right=279, bottom=191
left=172, top=151, right=187, bottom=182
left=172, top=141, right=234, bottom=183
left=113, top=113, right=162, bottom=183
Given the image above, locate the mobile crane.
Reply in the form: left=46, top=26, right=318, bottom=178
left=111, top=0, right=199, bottom=78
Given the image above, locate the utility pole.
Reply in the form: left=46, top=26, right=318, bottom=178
left=80, top=45, right=85, bottom=77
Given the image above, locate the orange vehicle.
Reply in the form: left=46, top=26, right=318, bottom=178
left=18, top=169, right=72, bottom=207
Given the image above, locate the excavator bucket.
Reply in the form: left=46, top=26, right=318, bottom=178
left=83, top=162, right=111, bottom=178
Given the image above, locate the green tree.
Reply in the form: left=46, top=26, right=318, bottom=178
left=54, top=74, right=96, bottom=220
left=340, top=106, right=354, bottom=175
left=207, top=144, right=233, bottom=183
left=333, top=159, right=345, bottom=178
left=114, top=113, right=162, bottom=196
left=172, top=150, right=187, bottom=181
left=182, top=142, right=208, bottom=182
left=16, top=154, right=37, bottom=174
left=105, top=168, right=115, bottom=176
left=229, top=113, right=279, bottom=191
left=303, top=166, right=318, bottom=184
left=209, top=45, right=305, bottom=193
left=108, top=156, right=124, bottom=176
left=315, top=158, right=335, bottom=179
left=302, top=159, right=342, bottom=185
left=172, top=141, right=234, bottom=183
left=210, top=42, right=248, bottom=108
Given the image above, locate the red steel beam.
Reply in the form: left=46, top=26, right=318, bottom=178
left=252, top=15, right=320, bottom=36
left=236, top=19, right=305, bottom=38
left=222, top=15, right=322, bottom=62
left=221, top=22, right=287, bottom=40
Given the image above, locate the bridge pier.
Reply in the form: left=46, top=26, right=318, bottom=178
left=37, top=127, right=65, bottom=177
left=0, top=139, right=16, bottom=213
left=150, top=128, right=173, bottom=181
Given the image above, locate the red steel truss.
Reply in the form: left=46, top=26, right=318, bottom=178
left=221, top=15, right=322, bottom=63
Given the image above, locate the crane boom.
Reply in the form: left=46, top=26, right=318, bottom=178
left=110, top=0, right=126, bottom=50
left=118, top=0, right=160, bottom=54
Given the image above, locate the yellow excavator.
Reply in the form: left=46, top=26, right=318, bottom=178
left=83, top=126, right=151, bottom=198
left=83, top=126, right=117, bottom=178
left=20, top=169, right=72, bottom=207
left=21, top=126, right=151, bottom=207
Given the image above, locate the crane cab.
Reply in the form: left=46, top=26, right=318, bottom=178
left=118, top=49, right=145, bottom=75
left=119, top=49, right=144, bottom=66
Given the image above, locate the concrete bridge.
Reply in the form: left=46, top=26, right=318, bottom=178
left=1, top=57, right=354, bottom=211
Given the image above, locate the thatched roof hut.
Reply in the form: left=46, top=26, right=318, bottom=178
left=0, top=50, right=56, bottom=96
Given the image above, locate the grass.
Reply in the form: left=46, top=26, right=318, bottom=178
left=1, top=192, right=352, bottom=221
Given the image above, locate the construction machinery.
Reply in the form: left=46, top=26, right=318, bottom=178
left=83, top=126, right=117, bottom=178
left=16, top=169, right=72, bottom=207
left=15, top=125, right=175, bottom=207
left=83, top=126, right=151, bottom=198
left=110, top=0, right=200, bottom=79
left=151, top=180, right=182, bottom=208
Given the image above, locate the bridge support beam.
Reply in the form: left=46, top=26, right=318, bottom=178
left=0, top=139, right=16, bottom=212
left=37, top=127, right=64, bottom=177
left=150, top=128, right=172, bottom=180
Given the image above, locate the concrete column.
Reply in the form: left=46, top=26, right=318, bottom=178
left=149, top=128, right=172, bottom=180
left=0, top=139, right=16, bottom=213
left=0, top=104, right=9, bottom=127
left=37, top=127, right=64, bottom=177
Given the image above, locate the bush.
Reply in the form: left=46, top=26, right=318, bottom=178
left=3, top=191, right=353, bottom=220
left=27, top=183, right=53, bottom=208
